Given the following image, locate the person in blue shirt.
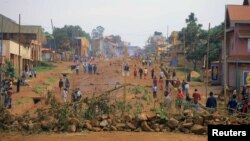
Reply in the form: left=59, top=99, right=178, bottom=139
left=206, top=92, right=217, bottom=113
left=227, top=94, right=238, bottom=115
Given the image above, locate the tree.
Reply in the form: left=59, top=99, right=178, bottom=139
left=91, top=26, right=105, bottom=39
left=51, top=25, right=90, bottom=51
left=178, top=13, right=207, bottom=70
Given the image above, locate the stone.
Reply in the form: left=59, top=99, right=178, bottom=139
left=13, top=121, right=19, bottom=126
left=100, top=120, right=108, bottom=127
left=101, top=114, right=108, bottom=120
left=146, top=112, right=156, bottom=120
left=116, top=123, right=126, bottom=129
left=28, top=123, right=34, bottom=130
left=229, top=117, right=238, bottom=124
left=124, top=114, right=134, bottom=121
left=92, top=127, right=101, bottom=132
left=110, top=125, right=117, bottom=131
left=91, top=119, right=100, bottom=127
left=84, top=122, right=93, bottom=130
left=137, top=113, right=148, bottom=121
left=183, top=109, right=193, bottom=117
left=167, top=118, right=179, bottom=128
left=69, top=118, right=79, bottom=125
left=68, top=124, right=76, bottom=132
left=182, top=122, right=193, bottom=129
left=41, top=121, right=49, bottom=130
left=191, top=124, right=206, bottom=134
left=155, top=128, right=160, bottom=132
left=151, top=123, right=160, bottom=129
left=193, top=116, right=204, bottom=125
left=141, top=121, right=154, bottom=132
left=179, top=127, right=190, bottom=134
left=135, top=127, right=142, bottom=132
left=159, top=124, right=165, bottom=130
left=126, top=122, right=136, bottom=130
left=103, top=127, right=110, bottom=131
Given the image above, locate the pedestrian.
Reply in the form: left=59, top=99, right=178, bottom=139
left=151, top=68, right=154, bottom=79
left=181, top=80, right=185, bottom=94
left=176, top=89, right=184, bottom=111
left=172, top=68, right=176, bottom=79
left=76, top=65, right=80, bottom=75
left=7, top=87, right=13, bottom=109
left=206, top=92, right=217, bottom=113
left=164, top=90, right=172, bottom=110
left=152, top=85, right=158, bottom=99
left=134, top=67, right=137, bottom=79
left=153, top=76, right=157, bottom=86
left=228, top=94, right=238, bottom=115
left=16, top=78, right=21, bottom=93
left=184, top=93, right=192, bottom=110
left=143, top=68, right=148, bottom=79
left=159, top=70, right=164, bottom=79
left=175, top=78, right=181, bottom=88
left=184, top=82, right=190, bottom=96
left=159, top=77, right=164, bottom=90
left=241, top=85, right=247, bottom=99
left=88, top=64, right=92, bottom=75
left=139, top=67, right=143, bottom=79
left=192, top=89, right=201, bottom=111
left=65, top=78, right=70, bottom=91
left=59, top=78, right=64, bottom=92
left=62, top=88, right=68, bottom=103
left=33, top=69, right=37, bottom=78
left=93, top=64, right=97, bottom=75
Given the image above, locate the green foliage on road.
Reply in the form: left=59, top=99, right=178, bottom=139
left=35, top=61, right=55, bottom=73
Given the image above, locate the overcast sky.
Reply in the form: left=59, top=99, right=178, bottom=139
left=0, top=0, right=243, bottom=47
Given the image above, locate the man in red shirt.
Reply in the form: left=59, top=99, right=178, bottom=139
left=192, top=89, right=201, bottom=111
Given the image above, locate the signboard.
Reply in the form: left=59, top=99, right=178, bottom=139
left=211, top=65, right=218, bottom=80
left=243, top=71, right=250, bottom=85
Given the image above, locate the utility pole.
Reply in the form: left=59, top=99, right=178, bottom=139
left=122, top=46, right=128, bottom=117
left=18, top=14, right=21, bottom=77
left=206, top=23, right=211, bottom=99
left=51, top=19, right=57, bottom=51
left=223, top=5, right=227, bottom=107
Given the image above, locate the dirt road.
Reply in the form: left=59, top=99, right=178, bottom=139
left=0, top=132, right=206, bottom=141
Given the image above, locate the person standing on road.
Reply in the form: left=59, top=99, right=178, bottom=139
left=16, top=78, right=20, bottom=93
left=151, top=68, right=154, bottom=79
left=192, top=89, right=201, bottom=111
left=139, top=67, right=143, bottom=79
left=134, top=67, right=137, bottom=79
left=65, top=78, right=70, bottom=91
left=206, top=91, right=217, bottom=113
left=93, top=64, right=97, bottom=75
left=62, top=88, right=68, bottom=103
left=228, top=94, right=238, bottom=115
left=59, top=78, right=64, bottom=93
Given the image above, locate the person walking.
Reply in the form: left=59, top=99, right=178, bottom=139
left=65, top=78, right=70, bottom=91
left=16, top=78, right=20, bottom=93
left=206, top=92, right=217, bottom=113
left=143, top=68, right=148, bottom=79
left=134, top=67, right=137, bottom=79
left=59, top=78, right=64, bottom=93
left=151, top=68, right=154, bottom=79
left=139, top=67, right=143, bottom=79
left=7, top=87, right=13, bottom=109
left=192, top=89, right=201, bottom=111
left=62, top=88, right=68, bottom=103
left=159, top=77, right=164, bottom=90
left=176, top=89, right=184, bottom=111
left=227, top=94, right=238, bottom=115
left=153, top=76, right=158, bottom=86
left=76, top=65, right=80, bottom=75
left=93, top=64, right=97, bottom=75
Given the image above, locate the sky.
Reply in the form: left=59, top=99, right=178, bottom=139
left=0, top=0, right=243, bottom=47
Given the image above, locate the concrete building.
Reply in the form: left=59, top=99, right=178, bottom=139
left=0, top=14, right=45, bottom=75
left=219, top=0, right=250, bottom=89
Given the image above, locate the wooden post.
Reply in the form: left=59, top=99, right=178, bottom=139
left=122, top=46, right=128, bottom=117
left=223, top=5, right=227, bottom=108
left=206, top=23, right=211, bottom=99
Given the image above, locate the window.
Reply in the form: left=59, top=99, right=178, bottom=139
left=248, top=39, right=250, bottom=53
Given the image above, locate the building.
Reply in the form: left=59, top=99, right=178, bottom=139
left=0, top=14, right=45, bottom=75
left=74, top=37, right=89, bottom=57
left=221, top=0, right=250, bottom=89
